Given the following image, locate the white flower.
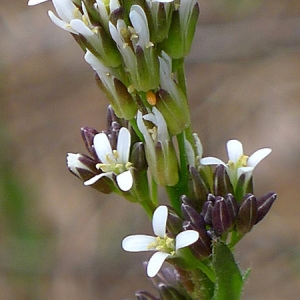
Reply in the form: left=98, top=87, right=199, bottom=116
left=84, top=127, right=133, bottom=192
left=122, top=206, right=199, bottom=277
left=200, top=139, right=272, bottom=186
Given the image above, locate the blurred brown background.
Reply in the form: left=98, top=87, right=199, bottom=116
left=1, top=0, right=300, bottom=299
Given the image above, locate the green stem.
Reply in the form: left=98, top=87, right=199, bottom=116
left=165, top=131, right=190, bottom=216
left=228, top=230, right=244, bottom=250
left=173, top=57, right=187, bottom=97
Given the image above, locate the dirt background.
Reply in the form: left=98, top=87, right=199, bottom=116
left=1, top=0, right=300, bottom=299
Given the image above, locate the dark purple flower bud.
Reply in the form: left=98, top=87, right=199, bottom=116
left=183, top=220, right=211, bottom=259
left=213, top=164, right=234, bottom=197
left=80, top=126, right=98, bottom=159
left=225, top=193, right=239, bottom=222
left=182, top=203, right=202, bottom=227
left=201, top=194, right=215, bottom=225
left=256, top=192, right=277, bottom=224
left=236, top=194, right=258, bottom=234
left=166, top=207, right=183, bottom=236
left=189, top=166, right=209, bottom=211
left=181, top=204, right=211, bottom=255
left=212, top=196, right=234, bottom=235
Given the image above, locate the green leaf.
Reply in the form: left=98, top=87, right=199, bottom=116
left=212, top=241, right=244, bottom=300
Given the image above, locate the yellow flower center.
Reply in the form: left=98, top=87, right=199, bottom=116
left=96, top=150, right=132, bottom=174
left=228, top=154, right=249, bottom=169
left=148, top=235, right=175, bottom=255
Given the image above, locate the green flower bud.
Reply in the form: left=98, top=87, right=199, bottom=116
left=85, top=50, right=138, bottom=120
left=156, top=89, right=190, bottom=135
left=162, top=0, right=199, bottom=59
left=156, top=52, right=191, bottom=134
left=147, top=0, right=175, bottom=43
left=137, top=108, right=179, bottom=186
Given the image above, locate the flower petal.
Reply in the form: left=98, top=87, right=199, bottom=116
left=147, top=251, right=170, bottom=277
left=84, top=173, right=107, bottom=185
left=175, top=230, right=199, bottom=250
left=200, top=157, right=225, bottom=166
left=52, top=0, right=77, bottom=23
left=117, top=128, right=131, bottom=163
left=122, top=235, right=156, bottom=252
left=67, top=153, right=92, bottom=174
left=93, top=132, right=114, bottom=163
left=48, top=11, right=76, bottom=33
left=227, top=140, right=243, bottom=163
left=152, top=206, right=168, bottom=238
left=116, top=170, right=133, bottom=191
left=238, top=166, right=254, bottom=177
left=248, top=148, right=272, bottom=168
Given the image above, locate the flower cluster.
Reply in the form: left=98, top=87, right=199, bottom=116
left=28, top=1, right=277, bottom=299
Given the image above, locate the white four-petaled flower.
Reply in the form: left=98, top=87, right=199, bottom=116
left=84, top=127, right=133, bottom=192
left=122, top=205, right=199, bottom=277
left=200, top=139, right=271, bottom=187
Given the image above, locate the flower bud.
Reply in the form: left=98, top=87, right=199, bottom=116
left=157, top=53, right=191, bottom=134
left=182, top=204, right=211, bottom=258
left=155, top=141, right=179, bottom=186
left=201, top=195, right=215, bottom=226
left=137, top=108, right=179, bottom=186
left=85, top=50, right=138, bottom=120
left=256, top=192, right=277, bottom=224
left=184, top=167, right=208, bottom=212
left=212, top=196, right=234, bottom=235
left=166, top=207, right=183, bottom=236
left=236, top=194, right=258, bottom=234
left=147, top=0, right=175, bottom=43
left=81, top=126, right=98, bottom=159
left=155, top=89, right=190, bottom=135
left=96, top=75, right=138, bottom=120
left=183, top=220, right=211, bottom=259
left=213, top=164, right=234, bottom=197
left=76, top=24, right=122, bottom=68
left=162, top=0, right=199, bottom=59
left=225, top=193, right=239, bottom=222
